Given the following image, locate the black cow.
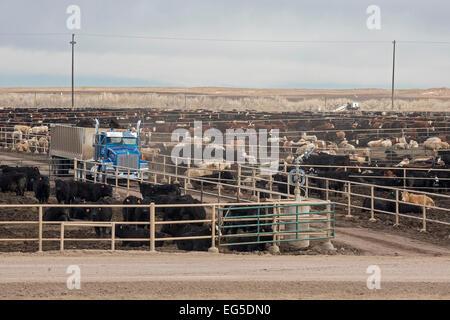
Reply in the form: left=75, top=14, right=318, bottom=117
left=273, top=173, right=295, bottom=197
left=2, top=166, right=40, bottom=191
left=55, top=179, right=72, bottom=204
left=404, top=171, right=440, bottom=191
left=91, top=198, right=113, bottom=237
left=361, top=197, right=393, bottom=214
left=193, top=171, right=234, bottom=188
left=69, top=198, right=91, bottom=220
left=160, top=195, right=206, bottom=237
left=309, top=169, right=350, bottom=198
left=303, top=153, right=350, bottom=169
left=175, top=225, right=211, bottom=251
left=73, top=181, right=112, bottom=202
left=114, top=224, right=169, bottom=247
left=0, top=173, right=27, bottom=196
left=122, top=196, right=143, bottom=222
left=139, top=182, right=181, bottom=199
left=33, top=176, right=50, bottom=203
left=387, top=192, right=422, bottom=214
left=44, top=207, right=68, bottom=221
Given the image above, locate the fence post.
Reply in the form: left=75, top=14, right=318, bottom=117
left=150, top=202, right=156, bottom=252
left=325, top=179, right=329, bottom=201
left=346, top=182, right=353, bottom=218
left=82, top=161, right=86, bottom=182
left=60, top=223, right=64, bottom=252
left=38, top=205, right=43, bottom=252
left=201, top=180, right=204, bottom=203
left=268, top=205, right=280, bottom=254
left=403, top=169, right=406, bottom=189
left=269, top=174, right=273, bottom=200
left=93, top=164, right=97, bottom=184
left=369, top=185, right=376, bottom=222
left=217, top=172, right=222, bottom=202
left=208, top=205, right=219, bottom=253
left=236, top=164, right=242, bottom=201
left=420, top=196, right=427, bottom=232
left=111, top=222, right=115, bottom=251
left=174, top=158, right=180, bottom=184
left=185, top=159, right=193, bottom=189
left=251, top=169, right=258, bottom=201
left=321, top=202, right=335, bottom=250
left=74, top=158, right=77, bottom=181
left=305, top=176, right=309, bottom=199
left=394, top=189, right=399, bottom=227
left=287, top=171, right=291, bottom=197
left=161, top=157, right=168, bottom=183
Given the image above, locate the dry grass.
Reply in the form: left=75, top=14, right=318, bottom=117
left=0, top=87, right=449, bottom=112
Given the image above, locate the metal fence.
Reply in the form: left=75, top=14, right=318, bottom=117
left=0, top=200, right=334, bottom=252
left=238, top=163, right=450, bottom=233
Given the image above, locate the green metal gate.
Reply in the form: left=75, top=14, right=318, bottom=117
left=218, top=201, right=335, bottom=248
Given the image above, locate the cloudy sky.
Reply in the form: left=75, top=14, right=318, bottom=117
left=0, top=0, right=448, bottom=88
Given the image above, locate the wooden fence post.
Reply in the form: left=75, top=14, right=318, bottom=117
left=38, top=205, right=43, bottom=252
left=73, top=158, right=77, bottom=181
left=251, top=169, right=258, bottom=201
left=174, top=158, right=180, bottom=184
left=201, top=180, right=204, bottom=203
left=150, top=203, right=156, bottom=252
left=346, top=182, right=353, bottom=218
left=111, top=222, right=115, bottom=251
left=236, top=164, right=242, bottom=201
left=208, top=205, right=219, bottom=253
left=394, top=189, right=399, bottom=227
left=305, top=176, right=309, bottom=199
left=421, top=196, right=427, bottom=232
left=60, top=223, right=64, bottom=252
left=369, top=185, right=376, bottom=222
left=269, top=174, right=273, bottom=200
left=161, top=157, right=168, bottom=183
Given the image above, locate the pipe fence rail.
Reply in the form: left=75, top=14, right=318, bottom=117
left=71, top=155, right=449, bottom=234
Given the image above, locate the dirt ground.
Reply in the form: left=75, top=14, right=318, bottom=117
left=0, top=252, right=449, bottom=300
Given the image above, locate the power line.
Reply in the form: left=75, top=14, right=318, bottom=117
left=0, top=32, right=449, bottom=45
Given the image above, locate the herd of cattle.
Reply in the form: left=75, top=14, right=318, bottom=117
left=0, top=108, right=448, bottom=252
left=1, top=108, right=449, bottom=155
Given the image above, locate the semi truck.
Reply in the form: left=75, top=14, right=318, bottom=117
left=50, top=119, right=148, bottom=180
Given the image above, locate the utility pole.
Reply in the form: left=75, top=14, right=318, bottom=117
left=70, top=33, right=76, bottom=109
left=391, top=40, right=396, bottom=110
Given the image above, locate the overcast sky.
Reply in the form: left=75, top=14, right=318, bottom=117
left=0, top=0, right=449, bottom=88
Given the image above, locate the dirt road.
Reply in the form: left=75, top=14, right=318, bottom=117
left=334, top=227, right=450, bottom=256
left=0, top=252, right=449, bottom=299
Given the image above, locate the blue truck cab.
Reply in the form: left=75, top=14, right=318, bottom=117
left=92, top=119, right=148, bottom=179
